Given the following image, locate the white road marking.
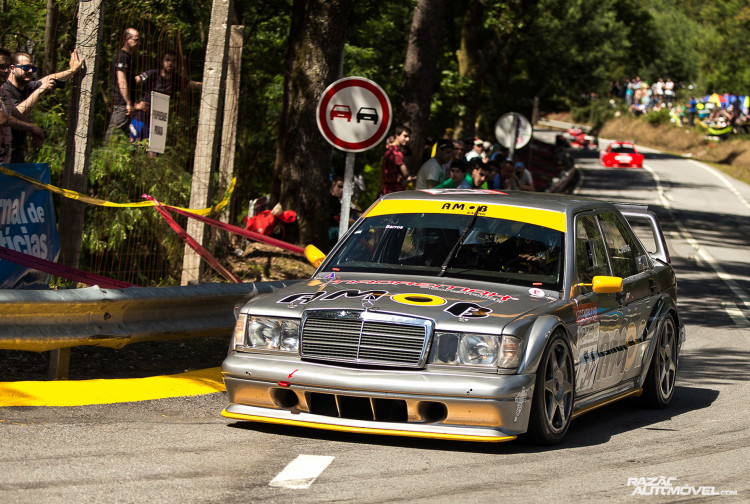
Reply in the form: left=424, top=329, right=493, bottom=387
left=269, top=454, right=335, bottom=489
left=644, top=164, right=750, bottom=324
left=723, top=302, right=750, bottom=328
left=689, top=159, right=750, bottom=211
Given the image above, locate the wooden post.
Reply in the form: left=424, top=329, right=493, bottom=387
left=218, top=25, right=244, bottom=225
left=58, top=0, right=104, bottom=270
left=181, top=0, right=232, bottom=285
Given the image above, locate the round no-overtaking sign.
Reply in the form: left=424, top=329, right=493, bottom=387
left=316, top=77, right=392, bottom=152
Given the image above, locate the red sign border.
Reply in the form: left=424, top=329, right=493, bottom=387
left=317, top=77, right=392, bottom=152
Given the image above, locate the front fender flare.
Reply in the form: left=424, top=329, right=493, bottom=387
left=516, top=314, right=567, bottom=375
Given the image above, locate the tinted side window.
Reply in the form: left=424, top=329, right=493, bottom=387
left=575, top=214, right=610, bottom=292
left=598, top=212, right=643, bottom=278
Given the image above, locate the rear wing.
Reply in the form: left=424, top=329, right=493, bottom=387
left=615, top=203, right=671, bottom=265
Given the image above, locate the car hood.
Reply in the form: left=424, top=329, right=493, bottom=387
left=241, top=272, right=561, bottom=334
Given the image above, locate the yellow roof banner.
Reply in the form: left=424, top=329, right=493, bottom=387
left=364, top=198, right=567, bottom=232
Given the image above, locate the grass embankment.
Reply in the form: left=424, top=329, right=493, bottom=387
left=598, top=116, right=750, bottom=186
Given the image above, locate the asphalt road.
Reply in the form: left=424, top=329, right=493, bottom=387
left=2, top=138, right=749, bottom=503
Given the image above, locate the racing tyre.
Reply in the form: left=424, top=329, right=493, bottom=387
left=527, top=333, right=574, bottom=445
left=642, top=314, right=678, bottom=409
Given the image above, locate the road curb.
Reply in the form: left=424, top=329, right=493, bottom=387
left=0, top=367, right=225, bottom=407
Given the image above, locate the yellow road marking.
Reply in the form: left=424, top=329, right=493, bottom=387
left=0, top=367, right=225, bottom=407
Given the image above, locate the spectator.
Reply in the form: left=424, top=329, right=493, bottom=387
left=0, top=48, right=44, bottom=163
left=129, top=51, right=202, bottom=149
left=328, top=176, right=357, bottom=245
left=452, top=140, right=466, bottom=162
left=435, top=160, right=470, bottom=189
left=469, top=161, right=492, bottom=189
left=415, top=139, right=453, bottom=190
left=688, top=96, right=697, bottom=126
left=498, top=159, right=520, bottom=190
left=380, top=125, right=413, bottom=195
left=514, top=161, right=534, bottom=191
left=664, top=78, right=675, bottom=107
left=105, top=28, right=145, bottom=142
left=2, top=49, right=81, bottom=162
left=465, top=138, right=483, bottom=161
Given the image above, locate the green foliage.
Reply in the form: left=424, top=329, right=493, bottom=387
left=4, top=0, right=749, bottom=286
left=643, top=108, right=671, bottom=126
left=81, top=137, right=193, bottom=285
left=571, top=99, right=619, bottom=134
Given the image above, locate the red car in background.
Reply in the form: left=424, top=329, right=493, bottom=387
left=600, top=142, right=644, bottom=168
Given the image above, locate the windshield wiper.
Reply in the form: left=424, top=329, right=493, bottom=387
left=438, top=206, right=481, bottom=277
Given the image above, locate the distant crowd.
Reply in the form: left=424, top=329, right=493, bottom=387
left=610, top=76, right=750, bottom=134
left=328, top=125, right=537, bottom=244
left=380, top=126, right=535, bottom=195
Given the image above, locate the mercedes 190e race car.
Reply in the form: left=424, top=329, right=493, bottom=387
left=600, top=142, right=644, bottom=168
left=222, top=190, right=684, bottom=444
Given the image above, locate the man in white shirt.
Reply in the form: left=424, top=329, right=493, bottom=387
left=465, top=138, right=483, bottom=161
left=416, top=139, right=454, bottom=189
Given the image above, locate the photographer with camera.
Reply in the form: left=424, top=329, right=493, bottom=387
left=2, top=49, right=82, bottom=162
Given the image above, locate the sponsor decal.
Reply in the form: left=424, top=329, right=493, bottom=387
left=529, top=287, right=545, bottom=298
left=575, top=302, right=600, bottom=325
left=444, top=302, right=492, bottom=319
left=439, top=203, right=489, bottom=215
left=325, top=279, right=516, bottom=304
left=391, top=293, right=446, bottom=306
left=278, top=289, right=386, bottom=305
left=513, top=386, right=527, bottom=422
left=576, top=316, right=648, bottom=392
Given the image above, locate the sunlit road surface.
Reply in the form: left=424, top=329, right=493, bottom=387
left=1, top=138, right=748, bottom=503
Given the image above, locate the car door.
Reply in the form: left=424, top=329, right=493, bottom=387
left=597, top=211, right=654, bottom=384
left=570, top=213, right=624, bottom=397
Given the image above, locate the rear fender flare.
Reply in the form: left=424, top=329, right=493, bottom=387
left=636, top=297, right=680, bottom=387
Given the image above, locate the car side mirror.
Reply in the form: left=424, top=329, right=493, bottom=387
left=304, top=244, right=326, bottom=268
left=591, top=275, right=623, bottom=293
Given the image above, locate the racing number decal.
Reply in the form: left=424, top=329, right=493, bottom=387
left=390, top=293, right=447, bottom=306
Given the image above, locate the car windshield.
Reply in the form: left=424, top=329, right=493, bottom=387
left=324, top=212, right=564, bottom=290
left=611, top=145, right=636, bottom=154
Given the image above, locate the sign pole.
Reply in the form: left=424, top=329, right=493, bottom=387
left=508, top=114, right=519, bottom=161
left=338, top=152, right=355, bottom=239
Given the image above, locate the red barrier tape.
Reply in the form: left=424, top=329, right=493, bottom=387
left=149, top=199, right=305, bottom=256
left=0, top=246, right=135, bottom=289
left=144, top=197, right=241, bottom=284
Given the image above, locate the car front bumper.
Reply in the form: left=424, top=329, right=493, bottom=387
left=222, top=352, right=536, bottom=442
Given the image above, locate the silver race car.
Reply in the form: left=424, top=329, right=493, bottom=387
left=222, top=190, right=684, bottom=444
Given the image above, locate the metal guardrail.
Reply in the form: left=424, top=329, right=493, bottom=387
left=0, top=281, right=299, bottom=379
left=537, top=118, right=589, bottom=131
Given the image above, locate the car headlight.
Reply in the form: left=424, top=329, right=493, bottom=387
left=234, top=315, right=300, bottom=352
left=431, top=332, right=521, bottom=369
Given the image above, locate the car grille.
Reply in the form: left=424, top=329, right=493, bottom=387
left=300, top=310, right=432, bottom=368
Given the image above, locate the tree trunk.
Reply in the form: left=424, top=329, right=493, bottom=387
left=43, top=0, right=59, bottom=77
left=275, top=0, right=351, bottom=249
left=397, top=0, right=446, bottom=176
left=455, top=0, right=487, bottom=139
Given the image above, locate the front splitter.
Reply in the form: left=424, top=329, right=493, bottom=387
left=222, top=404, right=517, bottom=443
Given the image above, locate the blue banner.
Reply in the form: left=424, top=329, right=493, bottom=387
left=0, top=163, right=61, bottom=289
